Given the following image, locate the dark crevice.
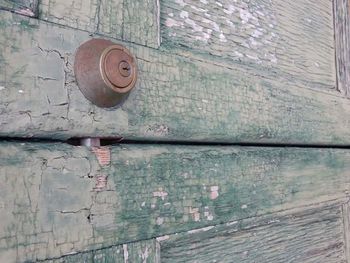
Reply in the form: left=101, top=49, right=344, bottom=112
left=1, top=137, right=350, bottom=149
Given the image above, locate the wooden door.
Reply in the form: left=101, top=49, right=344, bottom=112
left=0, top=0, right=350, bottom=262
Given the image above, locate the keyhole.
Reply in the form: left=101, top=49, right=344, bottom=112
left=119, top=61, right=131, bottom=77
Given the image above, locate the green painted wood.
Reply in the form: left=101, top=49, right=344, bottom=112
left=1, top=142, right=350, bottom=261
left=123, top=0, right=160, bottom=48
left=39, top=0, right=160, bottom=48
left=334, top=0, right=350, bottom=97
left=160, top=203, right=346, bottom=262
left=342, top=202, right=350, bottom=261
left=1, top=11, right=350, bottom=143
left=161, top=0, right=336, bottom=94
left=43, top=239, right=158, bottom=262
left=0, top=0, right=38, bottom=17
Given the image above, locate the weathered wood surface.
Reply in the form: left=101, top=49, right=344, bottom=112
left=1, top=11, right=350, bottom=144
left=1, top=142, right=350, bottom=261
left=161, top=0, right=336, bottom=93
left=39, top=0, right=160, bottom=48
left=44, top=239, right=158, bottom=262
left=160, top=203, right=347, bottom=262
left=334, top=0, right=350, bottom=97
left=0, top=0, right=38, bottom=17
left=342, top=202, right=350, bottom=261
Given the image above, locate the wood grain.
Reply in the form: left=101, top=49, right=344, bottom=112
left=1, top=11, right=350, bottom=143
left=342, top=201, right=350, bottom=262
left=161, top=0, right=336, bottom=93
left=0, top=0, right=38, bottom=17
left=43, top=239, right=158, bottom=262
left=160, top=203, right=346, bottom=262
left=1, top=142, right=350, bottom=261
left=334, top=0, right=350, bottom=97
left=39, top=0, right=160, bottom=48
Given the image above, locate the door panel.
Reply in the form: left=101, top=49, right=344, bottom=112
left=1, top=11, right=350, bottom=143
left=161, top=0, right=336, bottom=93
left=159, top=203, right=347, bottom=263
left=1, top=142, right=350, bottom=261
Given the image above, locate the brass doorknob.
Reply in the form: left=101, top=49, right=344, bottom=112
left=74, top=38, right=137, bottom=108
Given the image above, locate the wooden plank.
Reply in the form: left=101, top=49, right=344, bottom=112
left=0, top=0, right=38, bottom=17
left=160, top=203, right=346, bottom=262
left=1, top=142, right=350, bottom=261
left=161, top=0, right=336, bottom=93
left=334, top=0, right=350, bottom=97
left=43, top=239, right=158, bottom=262
left=342, top=201, right=350, bottom=262
left=1, top=11, right=350, bottom=143
left=39, top=0, right=160, bottom=48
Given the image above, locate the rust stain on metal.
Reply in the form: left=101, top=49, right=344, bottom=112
left=74, top=38, right=137, bottom=108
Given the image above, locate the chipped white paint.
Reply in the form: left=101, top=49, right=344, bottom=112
left=189, top=207, right=201, bottom=222
left=163, top=0, right=279, bottom=64
left=165, top=18, right=183, bottom=28
left=210, top=186, right=219, bottom=200
left=239, top=8, right=254, bottom=24
left=241, top=204, right=248, bottom=209
left=185, top=18, right=203, bottom=32
left=0, top=86, right=5, bottom=91
left=123, top=244, right=129, bottom=263
left=204, top=210, right=214, bottom=221
left=175, top=0, right=186, bottom=7
left=187, top=226, right=214, bottom=234
left=18, top=89, right=24, bottom=93
left=180, top=11, right=189, bottom=19
left=226, top=220, right=239, bottom=226
left=153, top=190, right=168, bottom=200
left=156, top=235, right=170, bottom=242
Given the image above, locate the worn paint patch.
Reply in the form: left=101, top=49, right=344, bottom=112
left=153, top=189, right=168, bottom=200
left=210, top=186, right=219, bottom=200
left=92, top=147, right=111, bottom=166
left=94, top=175, right=108, bottom=191
left=123, top=244, right=129, bottom=263
left=161, top=0, right=336, bottom=91
left=189, top=207, right=201, bottom=222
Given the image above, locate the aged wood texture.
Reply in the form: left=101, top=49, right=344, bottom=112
left=0, top=0, right=38, bottom=17
left=342, top=201, right=350, bottom=262
left=161, top=0, right=336, bottom=93
left=43, top=239, right=158, bottom=262
left=160, top=203, right=347, bottom=262
left=334, top=0, right=350, bottom=97
left=1, top=142, right=350, bottom=261
left=1, top=11, right=350, bottom=143
left=39, top=0, right=160, bottom=48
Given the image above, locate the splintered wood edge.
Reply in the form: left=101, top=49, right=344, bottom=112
left=334, top=0, right=350, bottom=97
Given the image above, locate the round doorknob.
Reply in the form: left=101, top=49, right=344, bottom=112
left=74, top=38, right=137, bottom=108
